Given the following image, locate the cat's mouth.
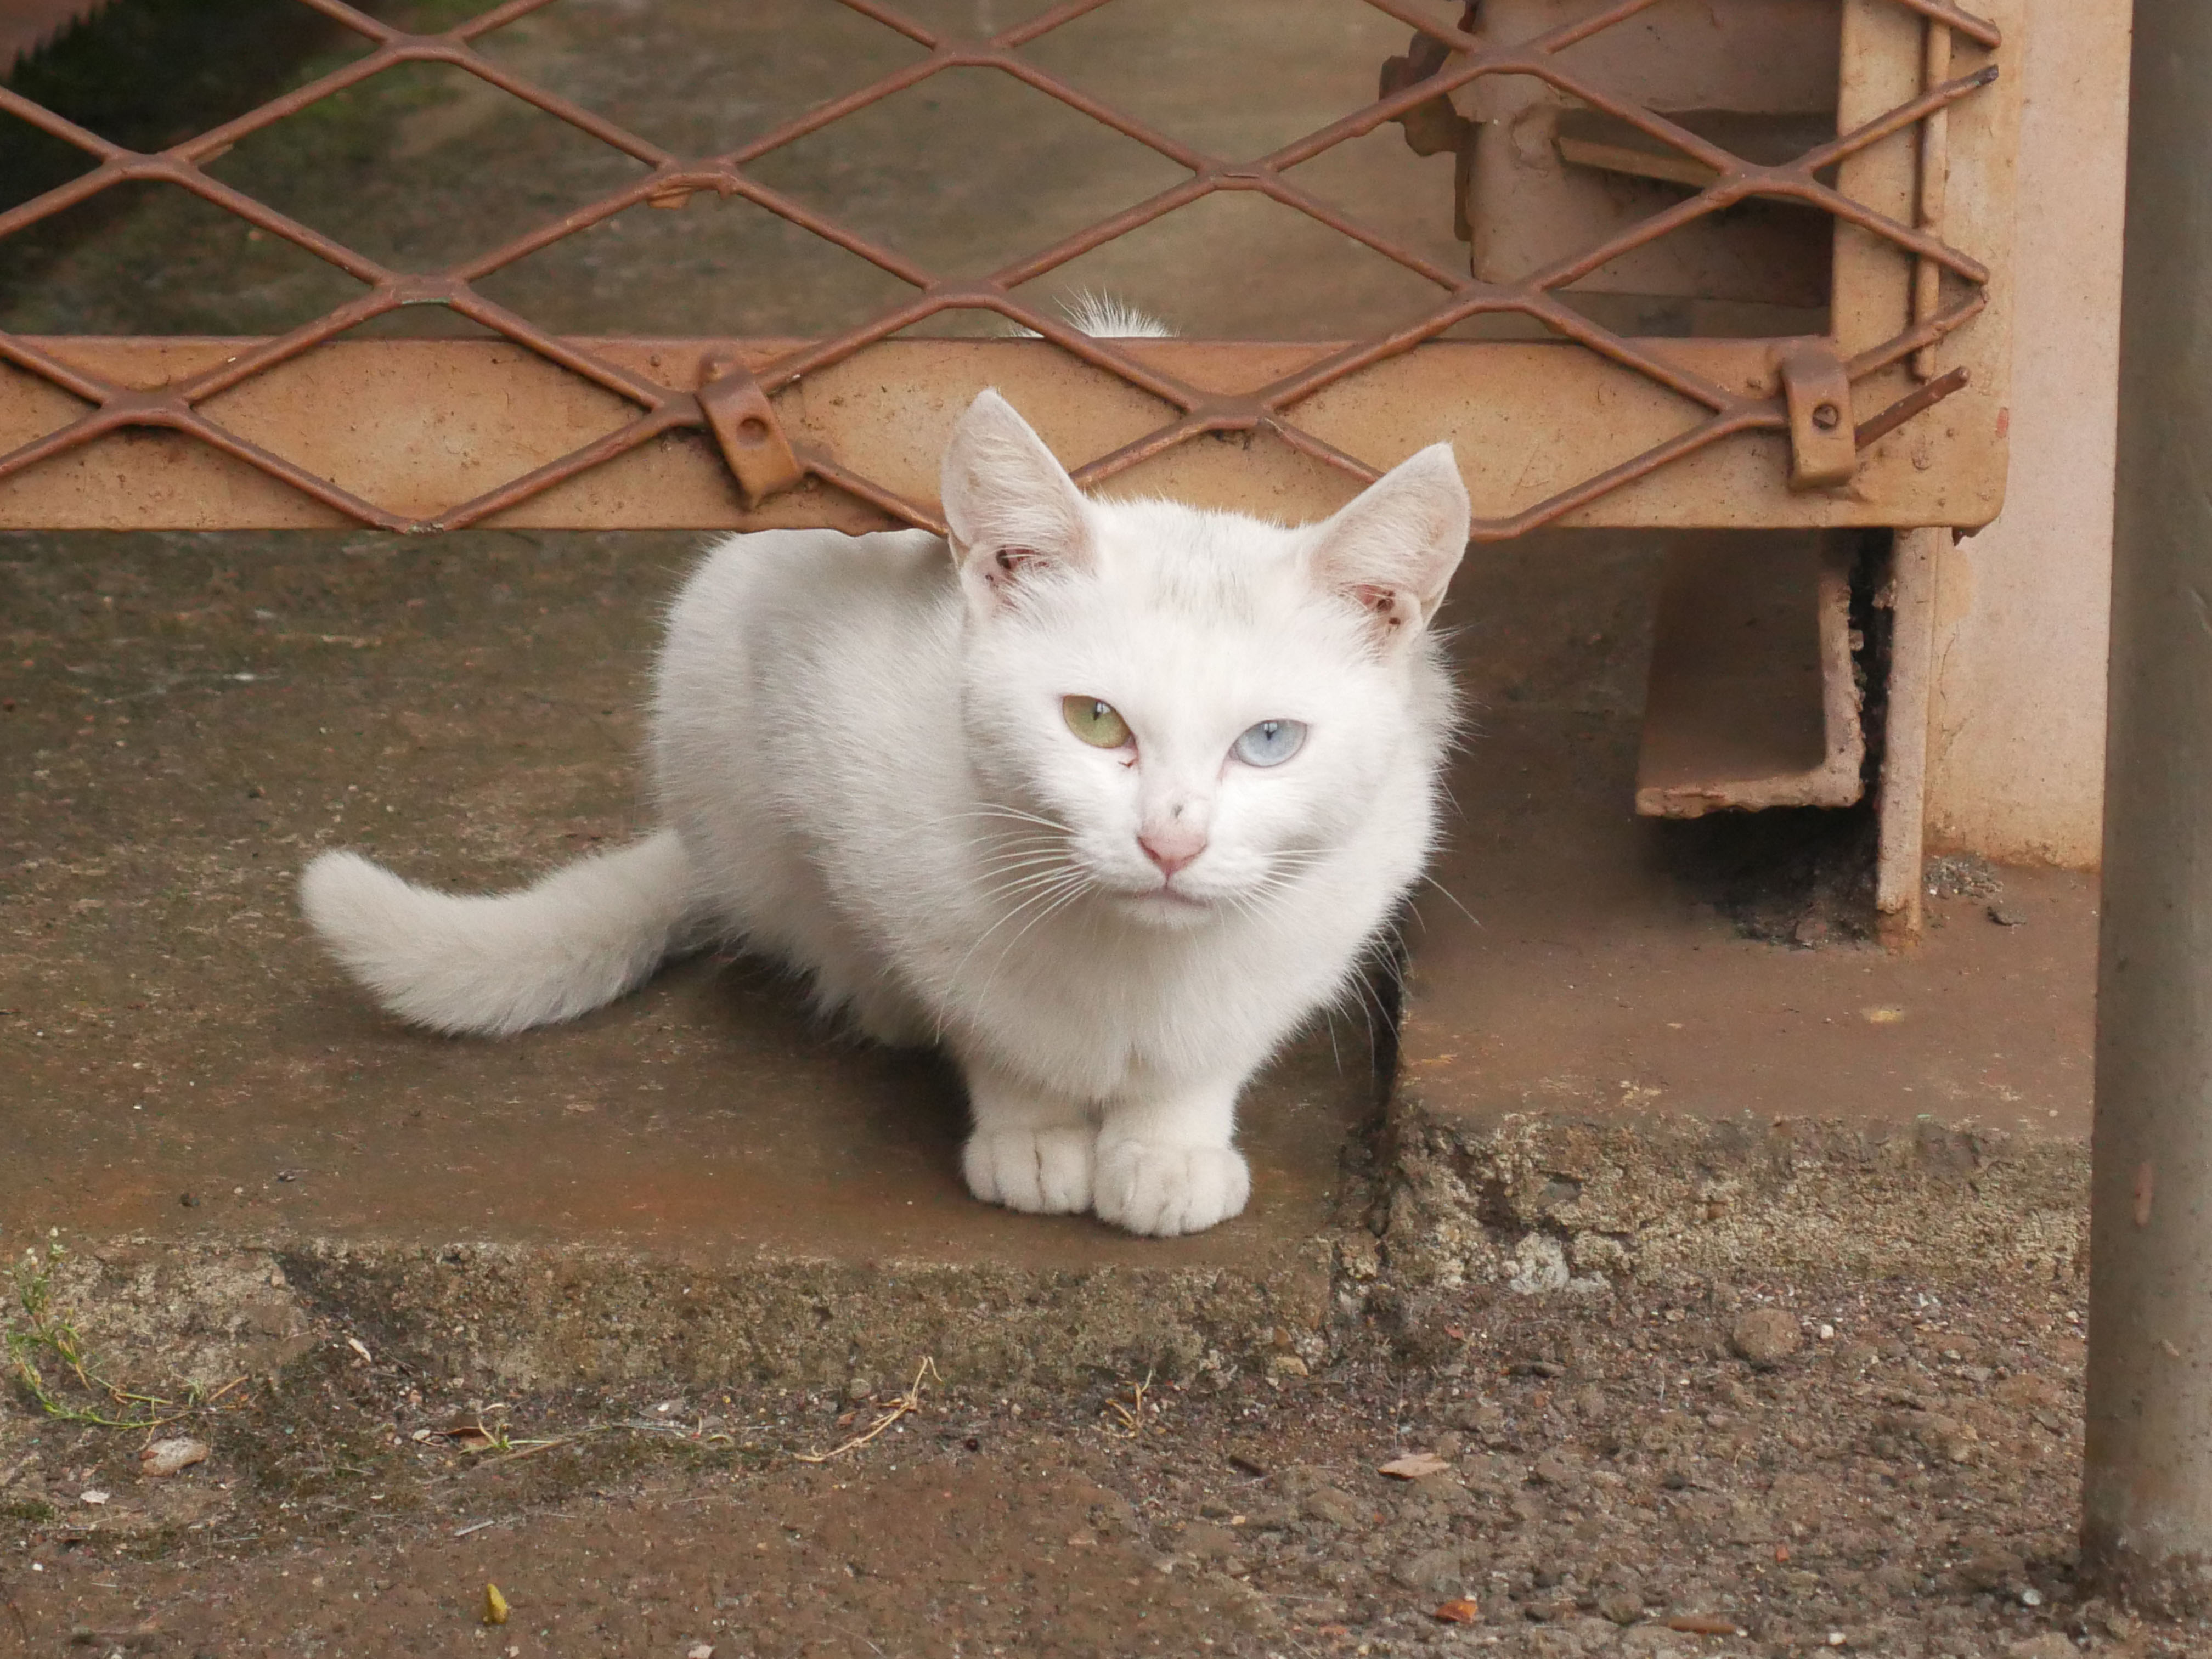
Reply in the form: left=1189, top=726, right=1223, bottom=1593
left=1121, top=882, right=1214, bottom=921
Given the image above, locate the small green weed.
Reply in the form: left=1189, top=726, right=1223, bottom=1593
left=3, top=1232, right=179, bottom=1429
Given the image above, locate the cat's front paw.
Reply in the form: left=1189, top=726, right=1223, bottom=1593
left=1093, top=1141, right=1250, bottom=1237
left=962, top=1127, right=1096, bottom=1215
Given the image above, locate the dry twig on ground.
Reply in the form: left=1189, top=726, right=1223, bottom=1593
left=796, top=1360, right=940, bottom=1464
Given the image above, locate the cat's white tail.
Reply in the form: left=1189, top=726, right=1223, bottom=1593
left=298, top=830, right=701, bottom=1036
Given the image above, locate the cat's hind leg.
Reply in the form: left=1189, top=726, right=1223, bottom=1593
left=1094, top=1077, right=1251, bottom=1237
left=788, top=921, right=933, bottom=1048
left=845, top=980, right=934, bottom=1049
left=849, top=995, right=929, bottom=1044
left=957, top=1054, right=1096, bottom=1216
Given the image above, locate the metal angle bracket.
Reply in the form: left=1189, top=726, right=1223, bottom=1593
left=698, top=354, right=805, bottom=508
left=1779, top=342, right=1859, bottom=492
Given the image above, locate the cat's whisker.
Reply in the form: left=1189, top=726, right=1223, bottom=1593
left=973, top=850, right=1076, bottom=882
left=978, top=868, right=1085, bottom=907
left=978, top=867, right=1084, bottom=918
left=973, top=848, right=1057, bottom=868
left=970, top=836, right=1073, bottom=866
left=972, top=831, right=1068, bottom=856
left=1231, top=868, right=1312, bottom=916
left=980, top=878, right=1093, bottom=986
left=955, top=878, right=1092, bottom=1001
left=1335, top=955, right=1393, bottom=1057
left=980, top=835, right=1070, bottom=863
left=972, top=886, right=1081, bottom=930
left=939, top=800, right=1066, bottom=821
left=1261, top=844, right=1356, bottom=889
left=973, top=818, right=1066, bottom=845
left=970, top=831, right=1075, bottom=865
left=941, top=803, right=1075, bottom=835
left=945, top=867, right=1094, bottom=991
left=1417, top=872, right=1482, bottom=930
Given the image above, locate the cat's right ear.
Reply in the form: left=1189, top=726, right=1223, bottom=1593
left=940, top=390, right=1093, bottom=615
left=1306, top=443, right=1471, bottom=653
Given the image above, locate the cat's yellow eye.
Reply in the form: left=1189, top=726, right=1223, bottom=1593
left=1062, top=696, right=1132, bottom=749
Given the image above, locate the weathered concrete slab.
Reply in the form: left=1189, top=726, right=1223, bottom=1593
left=0, top=529, right=1352, bottom=1388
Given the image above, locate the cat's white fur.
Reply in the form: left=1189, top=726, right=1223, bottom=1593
left=1012, top=290, right=1175, bottom=340
left=301, top=392, right=1469, bottom=1237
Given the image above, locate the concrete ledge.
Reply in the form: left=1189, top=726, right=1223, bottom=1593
left=282, top=1238, right=1335, bottom=1391
left=32, top=1234, right=1335, bottom=1397
left=1374, top=1102, right=2086, bottom=1294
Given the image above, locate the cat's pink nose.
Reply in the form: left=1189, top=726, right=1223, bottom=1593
left=1139, top=827, right=1207, bottom=878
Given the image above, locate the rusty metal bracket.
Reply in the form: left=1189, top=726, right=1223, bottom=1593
left=1855, top=364, right=1970, bottom=450
left=698, top=354, right=804, bottom=509
left=1780, top=343, right=1858, bottom=490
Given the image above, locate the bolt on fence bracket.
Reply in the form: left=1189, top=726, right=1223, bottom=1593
left=698, top=355, right=804, bottom=509
left=1779, top=343, right=1859, bottom=492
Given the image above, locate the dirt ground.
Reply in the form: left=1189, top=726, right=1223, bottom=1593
left=2, top=1267, right=2191, bottom=1658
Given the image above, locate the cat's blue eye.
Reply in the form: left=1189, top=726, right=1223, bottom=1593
left=1233, top=719, right=1307, bottom=768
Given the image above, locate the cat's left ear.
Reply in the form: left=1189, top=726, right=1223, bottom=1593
left=940, top=390, right=1094, bottom=616
left=1307, top=443, right=1470, bottom=651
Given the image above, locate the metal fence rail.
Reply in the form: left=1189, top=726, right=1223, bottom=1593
left=0, top=0, right=2013, bottom=535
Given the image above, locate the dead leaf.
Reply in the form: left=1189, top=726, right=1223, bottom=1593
left=1379, top=1453, right=1452, bottom=1480
left=1432, top=1598, right=1481, bottom=1624
left=1668, top=1613, right=1743, bottom=1635
left=140, top=1438, right=210, bottom=1477
left=483, top=1584, right=509, bottom=1626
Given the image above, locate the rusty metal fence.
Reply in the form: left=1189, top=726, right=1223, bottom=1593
left=0, top=0, right=2013, bottom=538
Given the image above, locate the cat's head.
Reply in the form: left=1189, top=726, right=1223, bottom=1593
left=941, top=390, right=1469, bottom=929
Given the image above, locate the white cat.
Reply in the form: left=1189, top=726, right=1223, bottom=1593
left=300, top=392, right=1470, bottom=1237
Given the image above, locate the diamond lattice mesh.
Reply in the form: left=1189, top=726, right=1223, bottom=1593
left=0, top=0, right=2000, bottom=536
